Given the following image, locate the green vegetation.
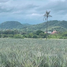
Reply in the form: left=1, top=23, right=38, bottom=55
left=0, top=38, right=67, bottom=67
left=22, top=20, right=67, bottom=32
left=0, top=21, right=22, bottom=29
left=0, top=18, right=67, bottom=67
left=0, top=20, right=67, bottom=67
left=0, top=20, right=67, bottom=32
left=0, top=21, right=30, bottom=29
left=0, top=30, right=67, bottom=39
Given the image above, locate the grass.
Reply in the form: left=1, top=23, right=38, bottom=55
left=0, top=38, right=67, bottom=67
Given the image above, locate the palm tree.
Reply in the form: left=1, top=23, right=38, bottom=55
left=44, top=11, right=52, bottom=39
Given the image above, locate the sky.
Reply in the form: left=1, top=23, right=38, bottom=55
left=0, top=0, right=67, bottom=24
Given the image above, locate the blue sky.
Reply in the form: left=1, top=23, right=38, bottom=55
left=0, top=0, right=67, bottom=24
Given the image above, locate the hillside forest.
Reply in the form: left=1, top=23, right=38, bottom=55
left=0, top=20, right=67, bottom=39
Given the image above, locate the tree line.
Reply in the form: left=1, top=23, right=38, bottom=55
left=0, top=30, right=67, bottom=39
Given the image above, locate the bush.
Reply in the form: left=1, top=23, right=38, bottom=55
left=13, top=34, right=23, bottom=38
left=33, top=35, right=38, bottom=38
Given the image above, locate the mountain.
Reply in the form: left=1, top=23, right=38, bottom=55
left=25, top=20, right=67, bottom=32
left=0, top=21, right=22, bottom=29
left=0, top=21, right=30, bottom=29
left=0, top=20, right=67, bottom=32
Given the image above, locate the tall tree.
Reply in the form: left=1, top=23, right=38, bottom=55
left=44, top=11, right=52, bottom=39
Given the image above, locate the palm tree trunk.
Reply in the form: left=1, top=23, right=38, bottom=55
left=46, top=18, right=48, bottom=39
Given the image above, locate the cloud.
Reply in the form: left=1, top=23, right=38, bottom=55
left=0, top=0, right=38, bottom=15
left=0, top=0, right=67, bottom=23
left=0, top=0, right=66, bottom=15
left=0, top=0, right=9, bottom=3
left=50, top=0, right=67, bottom=14
left=31, top=13, right=41, bottom=16
left=36, top=0, right=67, bottom=15
left=49, top=0, right=66, bottom=2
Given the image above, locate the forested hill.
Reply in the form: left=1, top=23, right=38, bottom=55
left=0, top=20, right=67, bottom=32
left=0, top=21, right=30, bottom=29
left=26, top=20, right=67, bottom=32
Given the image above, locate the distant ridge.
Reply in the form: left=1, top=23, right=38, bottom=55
left=0, top=20, right=67, bottom=32
left=25, top=20, right=67, bottom=32
left=0, top=21, right=23, bottom=29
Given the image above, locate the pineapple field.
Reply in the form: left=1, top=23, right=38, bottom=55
left=0, top=38, right=67, bottom=67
